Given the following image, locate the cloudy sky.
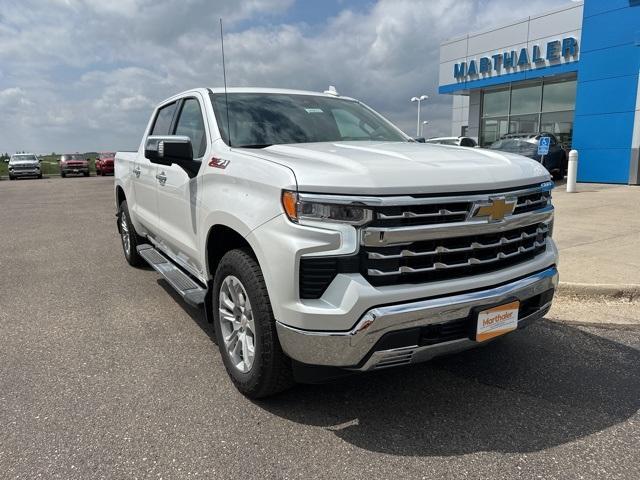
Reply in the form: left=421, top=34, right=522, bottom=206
left=0, top=0, right=567, bottom=154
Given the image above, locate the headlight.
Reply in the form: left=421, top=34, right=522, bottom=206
left=282, top=191, right=372, bottom=225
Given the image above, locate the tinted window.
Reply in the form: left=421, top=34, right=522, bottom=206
left=212, top=93, right=406, bottom=147
left=332, top=109, right=371, bottom=139
left=151, top=102, right=177, bottom=136
left=540, top=110, right=574, bottom=147
left=482, top=89, right=509, bottom=117
left=174, top=98, right=207, bottom=158
left=542, top=80, right=576, bottom=112
left=510, top=84, right=542, bottom=115
left=509, top=113, right=539, bottom=135
left=490, top=138, right=537, bottom=156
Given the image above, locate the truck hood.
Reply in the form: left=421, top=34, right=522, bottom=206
left=254, top=141, right=550, bottom=195
left=10, top=160, right=38, bottom=166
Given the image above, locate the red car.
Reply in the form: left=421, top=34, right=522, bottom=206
left=60, top=154, right=90, bottom=177
left=95, top=152, right=115, bottom=176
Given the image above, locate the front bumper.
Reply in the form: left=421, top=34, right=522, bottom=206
left=11, top=168, right=40, bottom=177
left=62, top=166, right=89, bottom=174
left=276, top=266, right=558, bottom=369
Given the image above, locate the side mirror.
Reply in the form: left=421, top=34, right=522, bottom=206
left=412, top=137, right=426, bottom=143
left=145, top=135, right=198, bottom=177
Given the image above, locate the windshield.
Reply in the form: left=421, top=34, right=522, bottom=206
left=61, top=154, right=85, bottom=161
left=211, top=93, right=407, bottom=147
left=11, top=154, right=37, bottom=162
left=489, top=138, right=537, bottom=156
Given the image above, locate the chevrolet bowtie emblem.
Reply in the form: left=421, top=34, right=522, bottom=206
left=473, top=197, right=516, bottom=222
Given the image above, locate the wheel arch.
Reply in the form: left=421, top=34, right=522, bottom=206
left=205, top=223, right=259, bottom=281
left=115, top=184, right=126, bottom=208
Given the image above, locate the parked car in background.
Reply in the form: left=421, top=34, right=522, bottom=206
left=426, top=136, right=478, bottom=147
left=60, top=154, right=90, bottom=177
left=8, top=153, right=42, bottom=180
left=95, top=152, right=115, bottom=176
left=488, top=133, right=566, bottom=180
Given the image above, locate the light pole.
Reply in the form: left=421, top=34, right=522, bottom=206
left=421, top=121, right=429, bottom=138
left=411, top=95, right=428, bottom=137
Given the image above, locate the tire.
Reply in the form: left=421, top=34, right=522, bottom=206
left=118, top=200, right=146, bottom=267
left=552, top=169, right=564, bottom=181
left=38, top=173, right=43, bottom=179
left=9, top=175, right=15, bottom=181
left=213, top=249, right=294, bottom=398
left=84, top=171, right=90, bottom=177
left=61, top=172, right=66, bottom=178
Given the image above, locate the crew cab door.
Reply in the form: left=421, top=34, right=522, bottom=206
left=154, top=95, right=208, bottom=275
left=133, top=100, right=178, bottom=236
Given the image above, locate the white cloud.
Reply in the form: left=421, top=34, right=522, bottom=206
left=0, top=0, right=566, bottom=153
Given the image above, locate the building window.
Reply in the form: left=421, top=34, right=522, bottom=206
left=542, top=80, right=576, bottom=112
left=479, top=76, right=576, bottom=147
left=481, top=117, right=509, bottom=146
left=509, top=114, right=539, bottom=134
left=510, top=84, right=542, bottom=115
left=540, top=110, right=574, bottom=147
left=482, top=88, right=509, bottom=117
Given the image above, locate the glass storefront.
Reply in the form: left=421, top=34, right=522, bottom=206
left=480, top=76, right=576, bottom=147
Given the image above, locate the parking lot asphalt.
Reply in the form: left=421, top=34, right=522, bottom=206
left=1, top=176, right=639, bottom=480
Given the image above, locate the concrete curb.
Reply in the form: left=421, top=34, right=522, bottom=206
left=556, top=282, right=640, bottom=301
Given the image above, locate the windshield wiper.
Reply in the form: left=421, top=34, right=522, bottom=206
left=235, top=144, right=273, bottom=149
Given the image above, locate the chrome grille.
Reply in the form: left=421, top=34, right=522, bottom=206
left=370, top=183, right=552, bottom=228
left=372, top=203, right=471, bottom=226
left=12, top=164, right=37, bottom=170
left=297, top=182, right=554, bottom=297
left=363, top=223, right=549, bottom=285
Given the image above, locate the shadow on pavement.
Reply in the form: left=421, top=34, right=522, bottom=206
left=156, top=283, right=639, bottom=457
left=256, top=320, right=639, bottom=457
left=157, top=278, right=217, bottom=344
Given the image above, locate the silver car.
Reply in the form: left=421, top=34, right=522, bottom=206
left=8, top=153, right=42, bottom=180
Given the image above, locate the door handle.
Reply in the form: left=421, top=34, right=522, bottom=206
left=156, top=172, right=167, bottom=185
left=133, top=166, right=141, bottom=178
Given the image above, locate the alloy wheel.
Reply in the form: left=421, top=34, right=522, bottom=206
left=120, top=211, right=130, bottom=256
left=218, top=275, right=256, bottom=373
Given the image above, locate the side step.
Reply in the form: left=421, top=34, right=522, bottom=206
left=137, top=244, right=207, bottom=306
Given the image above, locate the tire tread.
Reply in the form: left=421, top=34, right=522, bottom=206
left=214, top=248, right=294, bottom=398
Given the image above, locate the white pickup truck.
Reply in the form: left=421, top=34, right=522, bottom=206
left=114, top=87, right=558, bottom=398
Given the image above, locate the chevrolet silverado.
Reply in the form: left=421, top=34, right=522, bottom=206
left=114, top=88, right=558, bottom=398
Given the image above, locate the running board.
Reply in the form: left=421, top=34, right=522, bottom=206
left=137, top=244, right=207, bottom=306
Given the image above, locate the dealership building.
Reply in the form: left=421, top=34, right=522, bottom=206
left=439, top=0, right=640, bottom=184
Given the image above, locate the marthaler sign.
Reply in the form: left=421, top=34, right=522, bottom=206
left=453, top=37, right=578, bottom=80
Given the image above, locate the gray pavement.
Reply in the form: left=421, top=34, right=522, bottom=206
left=552, top=182, right=640, bottom=286
left=1, top=177, right=639, bottom=479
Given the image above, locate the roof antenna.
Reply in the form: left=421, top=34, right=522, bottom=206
left=219, top=18, right=232, bottom=147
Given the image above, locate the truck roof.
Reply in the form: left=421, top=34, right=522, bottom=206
left=160, top=87, right=357, bottom=105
